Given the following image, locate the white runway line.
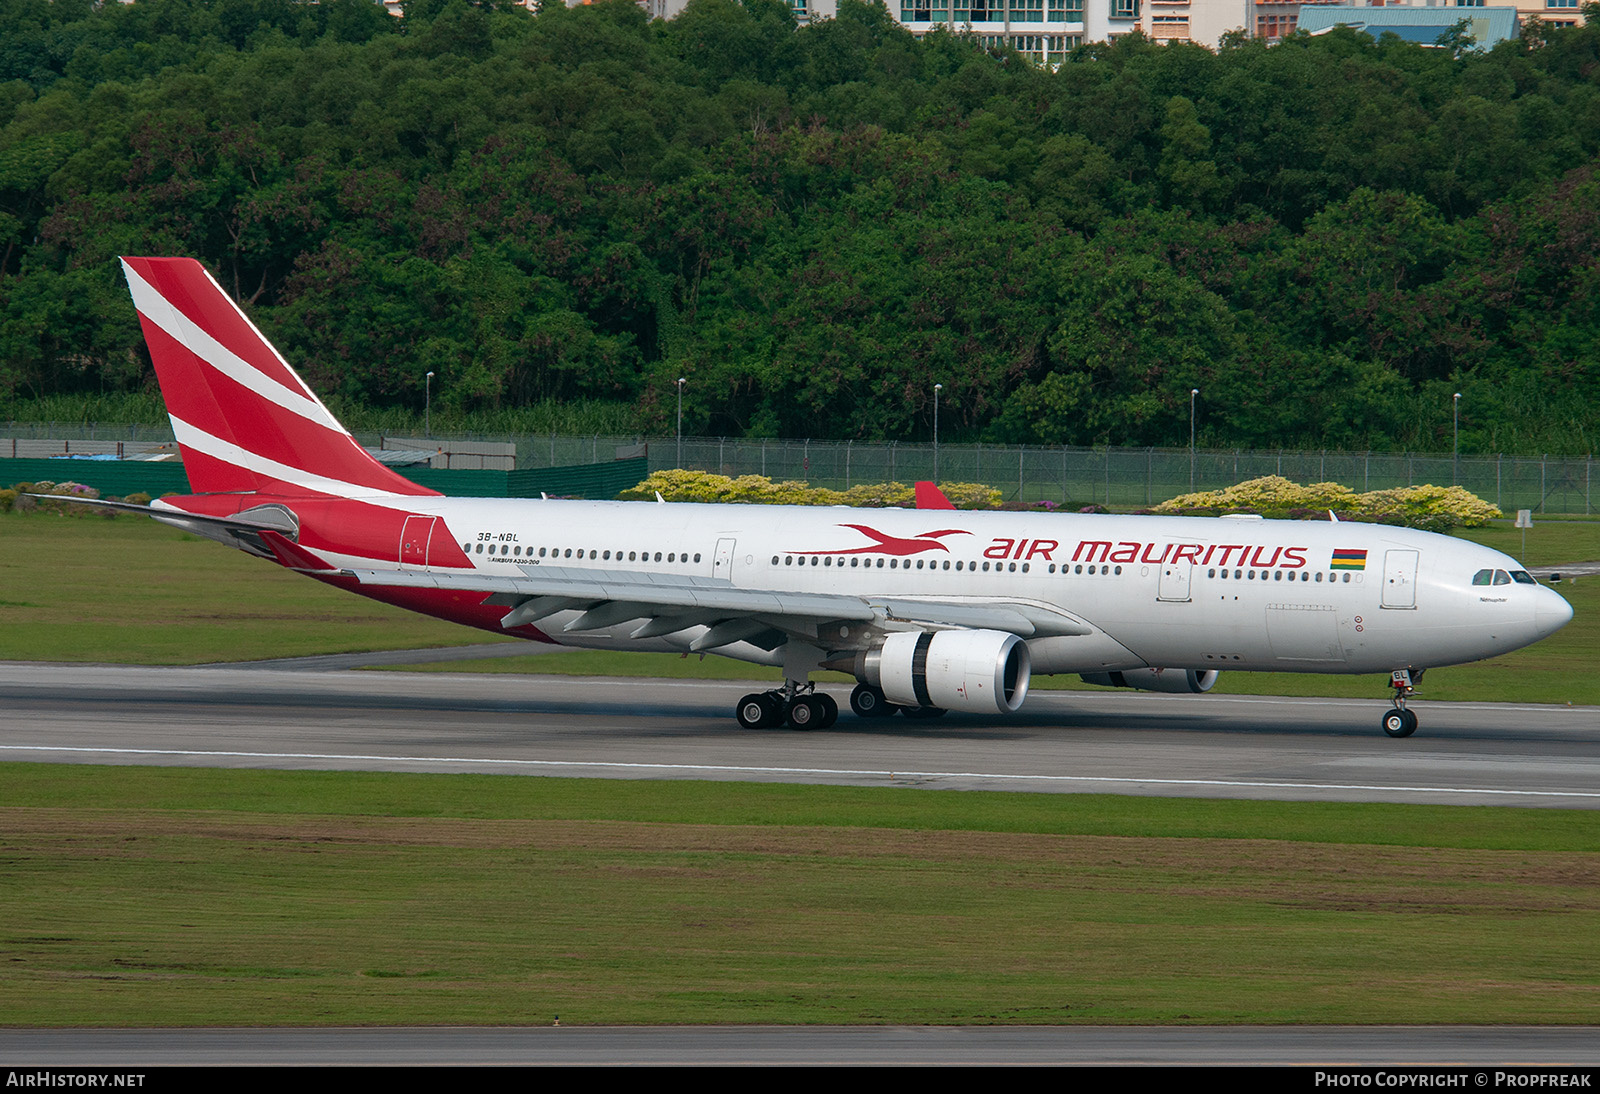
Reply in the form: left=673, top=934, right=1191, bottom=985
left=5, top=743, right=1599, bottom=799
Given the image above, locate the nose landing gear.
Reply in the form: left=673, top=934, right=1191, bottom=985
left=1382, top=668, right=1422, bottom=738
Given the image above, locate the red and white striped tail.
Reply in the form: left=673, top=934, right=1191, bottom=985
left=121, top=257, right=437, bottom=499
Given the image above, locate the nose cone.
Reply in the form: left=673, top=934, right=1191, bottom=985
left=1535, top=586, right=1575, bottom=640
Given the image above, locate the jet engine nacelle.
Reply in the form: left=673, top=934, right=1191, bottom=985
left=865, top=629, right=1031, bottom=714
left=1080, top=668, right=1219, bottom=694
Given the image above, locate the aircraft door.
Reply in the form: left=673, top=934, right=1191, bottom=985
left=400, top=515, right=438, bottom=569
left=714, top=537, right=736, bottom=581
left=1381, top=549, right=1419, bottom=609
left=1157, top=561, right=1192, bottom=603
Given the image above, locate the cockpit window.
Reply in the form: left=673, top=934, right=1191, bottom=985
left=1511, top=570, right=1537, bottom=585
left=1493, top=570, right=1511, bottom=586
left=1471, top=569, right=1493, bottom=586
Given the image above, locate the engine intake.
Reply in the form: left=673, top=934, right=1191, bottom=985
left=861, top=629, right=1031, bottom=714
left=1080, top=668, right=1218, bottom=694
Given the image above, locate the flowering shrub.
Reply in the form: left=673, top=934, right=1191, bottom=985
left=620, top=470, right=1002, bottom=509
left=5, top=480, right=106, bottom=517
left=1153, top=476, right=1500, bottom=531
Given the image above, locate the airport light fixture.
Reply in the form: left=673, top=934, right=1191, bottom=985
left=933, top=383, right=942, bottom=483
left=677, top=377, right=686, bottom=469
left=1453, top=392, right=1461, bottom=485
left=1189, top=388, right=1200, bottom=491
left=425, top=371, right=434, bottom=438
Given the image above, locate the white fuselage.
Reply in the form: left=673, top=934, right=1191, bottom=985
left=332, top=497, right=1573, bottom=678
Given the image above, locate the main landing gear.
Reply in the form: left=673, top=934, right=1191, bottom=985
left=734, top=682, right=948, bottom=729
left=1381, top=668, right=1423, bottom=738
left=735, top=682, right=839, bottom=730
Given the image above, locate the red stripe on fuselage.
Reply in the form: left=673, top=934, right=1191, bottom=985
left=158, top=494, right=473, bottom=570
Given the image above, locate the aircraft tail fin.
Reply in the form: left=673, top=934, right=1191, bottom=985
left=120, top=257, right=437, bottom=499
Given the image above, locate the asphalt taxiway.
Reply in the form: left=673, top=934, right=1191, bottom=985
left=2, top=661, right=1597, bottom=807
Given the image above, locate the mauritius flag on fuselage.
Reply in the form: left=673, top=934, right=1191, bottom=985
left=1331, top=548, right=1368, bottom=571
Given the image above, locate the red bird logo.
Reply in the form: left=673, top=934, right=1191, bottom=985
left=796, top=525, right=971, bottom=556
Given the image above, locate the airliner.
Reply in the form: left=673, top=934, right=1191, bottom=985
left=67, top=257, right=1573, bottom=738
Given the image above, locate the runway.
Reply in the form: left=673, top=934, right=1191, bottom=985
left=2, top=662, right=1598, bottom=807
left=5, top=1024, right=1600, bottom=1066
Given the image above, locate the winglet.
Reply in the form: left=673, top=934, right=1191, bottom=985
left=915, top=481, right=956, bottom=510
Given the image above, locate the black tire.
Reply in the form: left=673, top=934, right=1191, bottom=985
left=736, top=693, right=770, bottom=730
left=816, top=693, right=839, bottom=729
left=850, top=684, right=890, bottom=718
left=1381, top=708, right=1417, bottom=738
left=788, top=695, right=823, bottom=730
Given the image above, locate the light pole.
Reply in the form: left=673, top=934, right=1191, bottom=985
left=676, top=377, right=686, bottom=469
left=933, top=383, right=942, bottom=483
left=425, top=371, right=434, bottom=438
left=1189, top=388, right=1200, bottom=491
left=1453, top=392, right=1461, bottom=485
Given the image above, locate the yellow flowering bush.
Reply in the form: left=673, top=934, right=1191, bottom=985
left=620, top=470, right=1001, bottom=509
left=1154, top=476, right=1500, bottom=531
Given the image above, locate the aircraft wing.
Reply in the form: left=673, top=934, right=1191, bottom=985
left=341, top=566, right=1091, bottom=647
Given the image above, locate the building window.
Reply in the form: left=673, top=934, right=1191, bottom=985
left=1010, top=0, right=1044, bottom=21
left=955, top=0, right=1005, bottom=20
left=1547, top=0, right=1577, bottom=8
left=1152, top=14, right=1189, bottom=36
left=1110, top=0, right=1138, bottom=18
left=1256, top=13, right=1296, bottom=38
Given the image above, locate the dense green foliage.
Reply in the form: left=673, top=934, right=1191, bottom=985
left=1, top=0, right=1597, bottom=453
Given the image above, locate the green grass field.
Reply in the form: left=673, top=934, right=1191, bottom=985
left=4, top=764, right=1598, bottom=1027
left=0, top=511, right=518, bottom=662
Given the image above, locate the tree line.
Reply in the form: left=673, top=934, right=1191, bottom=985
left=1, top=0, right=1597, bottom=454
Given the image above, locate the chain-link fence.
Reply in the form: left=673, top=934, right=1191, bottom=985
left=521, top=436, right=1595, bottom=516
left=5, top=423, right=1595, bottom=514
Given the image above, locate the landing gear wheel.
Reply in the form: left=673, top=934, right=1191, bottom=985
left=850, top=684, right=892, bottom=718
left=736, top=693, right=772, bottom=730
left=1381, top=708, right=1417, bottom=738
left=759, top=692, right=786, bottom=727
left=816, top=693, right=839, bottom=729
left=788, top=695, right=824, bottom=730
